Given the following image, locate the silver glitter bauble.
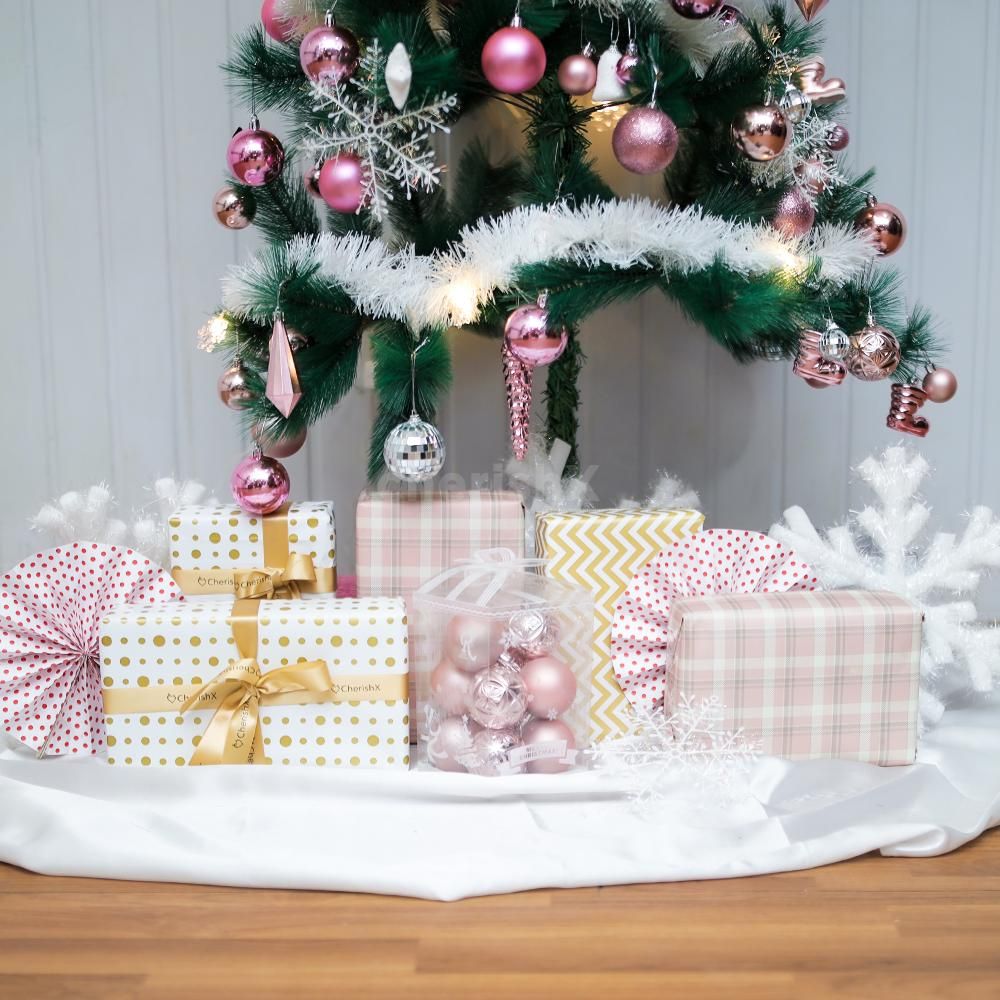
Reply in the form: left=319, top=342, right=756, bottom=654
left=818, top=321, right=851, bottom=362
left=383, top=412, right=446, bottom=482
left=779, top=85, right=812, bottom=125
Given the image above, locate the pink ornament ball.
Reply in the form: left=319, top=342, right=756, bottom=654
left=300, top=22, right=360, bottom=84
left=467, top=727, right=523, bottom=777
left=557, top=53, right=597, bottom=96
left=444, top=614, right=504, bottom=674
left=504, top=304, right=569, bottom=367
left=254, top=423, right=307, bottom=459
left=828, top=123, right=850, bottom=151
left=430, top=658, right=474, bottom=716
left=481, top=23, right=546, bottom=95
left=612, top=106, right=679, bottom=175
left=520, top=654, right=577, bottom=719
left=671, top=0, right=723, bottom=17
left=522, top=718, right=576, bottom=774
left=427, top=716, right=482, bottom=773
left=227, top=126, right=285, bottom=187
left=468, top=660, right=529, bottom=730
left=616, top=50, right=640, bottom=85
left=261, top=0, right=294, bottom=42
left=230, top=453, right=291, bottom=516
left=773, top=187, right=816, bottom=239
left=318, top=153, right=369, bottom=213
left=923, top=367, right=958, bottom=403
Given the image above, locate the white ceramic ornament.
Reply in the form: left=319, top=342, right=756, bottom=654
left=385, top=42, right=413, bottom=111
left=592, top=44, right=629, bottom=102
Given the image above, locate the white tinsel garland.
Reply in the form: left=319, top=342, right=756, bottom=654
left=31, top=479, right=217, bottom=567
left=770, top=446, right=1000, bottom=729
left=223, top=198, right=878, bottom=332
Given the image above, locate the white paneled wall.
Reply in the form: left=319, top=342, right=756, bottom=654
left=3, top=0, right=999, bottom=610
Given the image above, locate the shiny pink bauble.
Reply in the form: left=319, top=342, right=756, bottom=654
left=467, top=727, right=523, bottom=777
left=300, top=22, right=360, bottom=84
left=261, top=0, right=293, bottom=42
left=468, top=662, right=528, bottom=730
left=522, top=718, right=576, bottom=774
left=612, top=106, right=679, bottom=175
left=922, top=367, right=958, bottom=403
left=481, top=25, right=546, bottom=94
left=227, top=127, right=285, bottom=187
left=671, top=0, right=723, bottom=17
left=718, top=4, right=744, bottom=25
left=856, top=201, right=907, bottom=256
left=827, top=123, right=850, bottom=151
left=504, top=304, right=568, bottom=368
left=557, top=53, right=598, bottom=96
left=230, top=453, right=291, bottom=516
left=427, top=715, right=482, bottom=773
left=254, top=423, right=307, bottom=459
left=616, top=51, right=640, bottom=85
left=430, top=658, right=474, bottom=716
left=773, top=187, right=816, bottom=239
left=318, top=154, right=369, bottom=213
left=444, top=614, right=505, bottom=674
left=520, top=654, right=577, bottom=720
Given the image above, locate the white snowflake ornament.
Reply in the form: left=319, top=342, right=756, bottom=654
left=770, top=446, right=1000, bottom=728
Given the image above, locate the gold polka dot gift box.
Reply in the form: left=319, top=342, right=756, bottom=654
left=168, top=501, right=336, bottom=598
left=99, top=597, right=409, bottom=769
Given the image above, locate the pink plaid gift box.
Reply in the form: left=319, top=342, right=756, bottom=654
left=356, top=491, right=525, bottom=739
left=665, top=591, right=922, bottom=765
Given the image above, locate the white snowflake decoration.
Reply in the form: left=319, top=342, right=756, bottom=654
left=305, top=41, right=458, bottom=220
left=590, top=695, right=759, bottom=812
left=770, top=446, right=1000, bottom=728
left=749, top=114, right=847, bottom=198
left=31, top=479, right=217, bottom=567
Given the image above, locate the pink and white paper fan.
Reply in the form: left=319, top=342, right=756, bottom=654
left=612, top=530, right=819, bottom=712
left=0, top=543, right=182, bottom=756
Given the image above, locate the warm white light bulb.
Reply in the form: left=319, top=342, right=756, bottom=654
left=446, top=280, right=480, bottom=326
left=197, top=313, right=231, bottom=352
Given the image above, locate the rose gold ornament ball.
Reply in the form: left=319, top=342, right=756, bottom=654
left=846, top=325, right=902, bottom=382
left=557, top=52, right=597, bottom=95
left=213, top=186, right=255, bottom=229
left=427, top=715, right=482, bottom=773
left=254, top=423, right=307, bottom=459
left=923, top=366, right=958, bottom=403
left=773, top=187, right=816, bottom=239
left=612, top=106, right=679, bottom=175
left=444, top=614, right=505, bottom=673
left=430, top=658, right=474, bottom=716
left=827, top=123, right=850, bottom=151
left=732, top=105, right=791, bottom=162
left=520, top=654, right=577, bottom=719
left=217, top=365, right=255, bottom=409
left=522, top=718, right=576, bottom=774
left=467, top=727, right=523, bottom=777
left=856, top=200, right=907, bottom=256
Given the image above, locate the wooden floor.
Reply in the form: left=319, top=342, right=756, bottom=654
left=1, top=831, right=998, bottom=999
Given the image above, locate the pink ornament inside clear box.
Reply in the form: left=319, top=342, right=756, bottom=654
left=413, top=549, right=593, bottom=776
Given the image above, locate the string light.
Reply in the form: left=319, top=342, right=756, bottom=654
left=197, top=312, right=233, bottom=352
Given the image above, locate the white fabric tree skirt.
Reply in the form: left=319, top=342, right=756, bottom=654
left=1, top=701, right=998, bottom=901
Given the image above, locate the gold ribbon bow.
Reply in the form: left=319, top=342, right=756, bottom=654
left=231, top=551, right=318, bottom=600
left=180, top=656, right=332, bottom=765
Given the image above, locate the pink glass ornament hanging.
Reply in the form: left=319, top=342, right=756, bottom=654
left=503, top=341, right=532, bottom=461
left=231, top=451, right=291, bottom=516
left=481, top=14, right=546, bottom=94
left=318, top=153, right=369, bottom=213
left=227, top=117, right=285, bottom=187
left=299, top=11, right=359, bottom=84
left=261, top=0, right=294, bottom=42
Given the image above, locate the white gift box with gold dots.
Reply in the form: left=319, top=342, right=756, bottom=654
left=168, top=502, right=336, bottom=597
left=100, top=597, right=410, bottom=769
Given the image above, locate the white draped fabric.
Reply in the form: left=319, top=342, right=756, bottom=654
left=1, top=702, right=997, bottom=901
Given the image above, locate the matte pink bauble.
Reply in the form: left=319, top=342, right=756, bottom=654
left=430, top=658, right=474, bottom=716
left=427, top=715, right=482, bottom=773
left=261, top=0, right=293, bottom=42
left=254, top=423, right=307, bottom=459
left=318, top=154, right=369, bottom=213
left=467, top=727, right=523, bottom=777
left=522, top=718, right=576, bottom=774
left=468, top=661, right=528, bottom=730
left=300, top=21, right=360, bottom=84
left=504, top=304, right=568, bottom=367
left=230, top=453, right=291, bottom=516
left=444, top=614, right=504, bottom=673
left=227, top=124, right=285, bottom=187
left=773, top=187, right=816, bottom=238
left=557, top=52, right=598, bottom=96
left=827, top=123, right=850, bottom=151
left=520, top=654, right=577, bottom=719
left=612, top=106, right=679, bottom=175
left=922, top=367, right=958, bottom=403
left=671, top=0, right=723, bottom=17
left=481, top=21, right=546, bottom=94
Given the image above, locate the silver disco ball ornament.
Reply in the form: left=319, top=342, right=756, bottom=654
left=818, top=320, right=851, bottom=362
left=383, top=412, right=446, bottom=482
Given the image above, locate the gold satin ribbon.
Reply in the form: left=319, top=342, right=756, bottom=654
left=170, top=504, right=336, bottom=596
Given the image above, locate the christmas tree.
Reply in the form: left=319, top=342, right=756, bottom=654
left=206, top=0, right=953, bottom=485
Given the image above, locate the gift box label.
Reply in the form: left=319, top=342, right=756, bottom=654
left=169, top=502, right=336, bottom=597
left=100, top=597, right=408, bottom=768
left=668, top=590, right=922, bottom=765
left=535, top=507, right=704, bottom=741
left=357, top=490, right=525, bottom=740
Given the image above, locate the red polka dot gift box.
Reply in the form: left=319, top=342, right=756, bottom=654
left=611, top=530, right=922, bottom=765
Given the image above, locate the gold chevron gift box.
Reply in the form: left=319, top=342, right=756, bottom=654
left=100, top=597, right=410, bottom=769
left=535, top=507, right=704, bottom=741
left=168, top=502, right=336, bottom=597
